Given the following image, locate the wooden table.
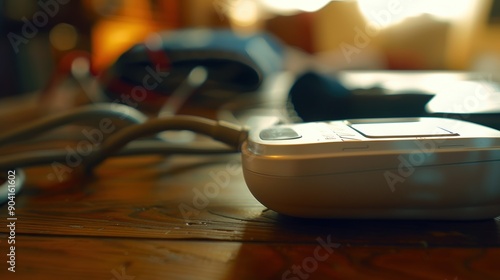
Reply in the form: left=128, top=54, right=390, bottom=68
left=1, top=87, right=500, bottom=280
left=1, top=149, right=500, bottom=280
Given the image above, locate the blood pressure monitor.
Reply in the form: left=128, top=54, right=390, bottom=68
left=241, top=117, right=500, bottom=220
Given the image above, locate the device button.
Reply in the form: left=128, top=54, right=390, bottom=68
left=259, top=128, right=302, bottom=140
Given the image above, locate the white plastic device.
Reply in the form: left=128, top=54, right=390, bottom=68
left=241, top=117, right=500, bottom=220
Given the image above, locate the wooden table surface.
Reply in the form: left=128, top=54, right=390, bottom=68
left=1, top=99, right=500, bottom=280
left=1, top=150, right=500, bottom=280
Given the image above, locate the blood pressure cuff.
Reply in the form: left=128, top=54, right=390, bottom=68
left=100, top=28, right=284, bottom=105
left=288, top=71, right=434, bottom=122
left=288, top=71, right=500, bottom=130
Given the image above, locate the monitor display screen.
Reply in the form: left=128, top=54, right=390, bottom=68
left=349, top=121, right=459, bottom=138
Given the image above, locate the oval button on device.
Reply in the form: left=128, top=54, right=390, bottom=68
left=259, top=128, right=302, bottom=140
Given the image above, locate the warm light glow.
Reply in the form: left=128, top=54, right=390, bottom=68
left=227, top=0, right=334, bottom=30
left=260, top=0, right=332, bottom=14
left=91, top=19, right=160, bottom=71
left=357, top=0, right=475, bottom=28
left=229, top=0, right=260, bottom=27
left=49, top=23, right=78, bottom=51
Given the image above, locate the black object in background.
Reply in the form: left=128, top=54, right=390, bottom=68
left=288, top=71, right=434, bottom=122
left=0, top=0, right=22, bottom=98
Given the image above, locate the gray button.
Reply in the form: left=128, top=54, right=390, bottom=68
left=259, top=128, right=302, bottom=140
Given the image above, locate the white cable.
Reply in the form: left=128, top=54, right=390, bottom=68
left=0, top=169, right=25, bottom=205
left=0, top=103, right=148, bottom=147
left=0, top=141, right=236, bottom=169
left=0, top=106, right=248, bottom=204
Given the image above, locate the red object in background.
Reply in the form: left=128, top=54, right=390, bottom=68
left=266, top=12, right=315, bottom=53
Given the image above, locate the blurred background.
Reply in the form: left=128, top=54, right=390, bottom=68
left=0, top=0, right=499, bottom=116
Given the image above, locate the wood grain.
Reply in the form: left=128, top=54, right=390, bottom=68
left=1, top=235, right=500, bottom=280
left=1, top=143, right=500, bottom=279
left=2, top=155, right=500, bottom=246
